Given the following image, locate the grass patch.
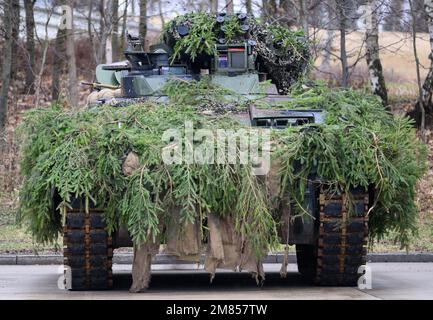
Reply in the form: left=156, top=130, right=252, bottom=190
left=0, top=224, right=60, bottom=254
left=370, top=221, right=433, bottom=253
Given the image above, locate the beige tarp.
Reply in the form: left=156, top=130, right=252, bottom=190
left=130, top=212, right=266, bottom=292
left=126, top=154, right=287, bottom=292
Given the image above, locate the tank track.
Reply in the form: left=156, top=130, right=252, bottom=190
left=63, top=208, right=113, bottom=290
left=315, top=189, right=369, bottom=286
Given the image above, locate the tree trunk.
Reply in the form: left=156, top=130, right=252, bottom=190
left=111, top=0, right=120, bottom=62
left=409, top=0, right=433, bottom=128
left=321, top=29, right=335, bottom=71
left=65, top=3, right=79, bottom=108
left=225, top=0, right=234, bottom=14
left=365, top=0, right=388, bottom=107
left=120, top=0, right=129, bottom=54
left=52, top=27, right=66, bottom=101
left=24, top=0, right=36, bottom=94
left=245, top=0, right=252, bottom=14
left=35, top=9, right=53, bottom=109
left=321, top=2, right=336, bottom=72
left=383, top=0, right=404, bottom=31
left=105, top=0, right=114, bottom=64
left=10, top=0, right=19, bottom=83
left=261, top=0, right=268, bottom=21
left=0, top=0, right=14, bottom=131
left=414, top=0, right=429, bottom=32
left=308, top=0, right=327, bottom=29
left=98, top=0, right=107, bottom=63
left=298, top=0, right=309, bottom=38
left=87, top=0, right=98, bottom=67
left=340, top=28, right=349, bottom=87
left=262, top=0, right=277, bottom=23
left=139, top=0, right=147, bottom=47
left=279, top=0, right=297, bottom=26
left=409, top=0, right=426, bottom=138
left=210, top=0, right=219, bottom=13
left=336, top=0, right=349, bottom=87
left=158, top=0, right=165, bottom=26
left=345, top=0, right=360, bottom=30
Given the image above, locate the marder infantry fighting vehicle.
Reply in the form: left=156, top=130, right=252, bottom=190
left=63, top=13, right=370, bottom=290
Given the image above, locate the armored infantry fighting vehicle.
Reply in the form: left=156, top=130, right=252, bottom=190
left=63, top=13, right=370, bottom=290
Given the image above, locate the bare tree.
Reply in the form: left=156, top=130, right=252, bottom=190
left=409, top=0, right=426, bottom=138
left=365, top=0, right=388, bottom=106
left=24, top=0, right=36, bottom=94
left=413, top=0, right=429, bottom=32
left=51, top=24, right=66, bottom=101
left=320, top=1, right=336, bottom=71
left=87, top=0, right=115, bottom=65
left=131, top=0, right=136, bottom=15
left=308, top=0, right=328, bottom=29
left=120, top=0, right=129, bottom=53
left=97, top=0, right=108, bottom=63
left=225, top=0, right=234, bottom=14
left=335, top=0, right=349, bottom=87
left=298, top=0, right=309, bottom=38
left=139, top=0, right=147, bottom=46
left=344, top=0, right=360, bottom=30
left=105, top=0, right=113, bottom=64
left=65, top=2, right=79, bottom=107
left=245, top=0, right=252, bottom=14
left=262, top=0, right=277, bottom=22
left=112, top=0, right=120, bottom=61
left=409, top=0, right=433, bottom=129
left=210, top=0, right=219, bottom=13
left=86, top=0, right=97, bottom=66
left=158, top=0, right=165, bottom=26
left=10, top=0, right=19, bottom=83
left=383, top=0, right=405, bottom=31
left=35, top=7, right=53, bottom=109
left=0, top=0, right=16, bottom=131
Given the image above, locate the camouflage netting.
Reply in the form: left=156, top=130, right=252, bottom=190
left=162, top=12, right=311, bottom=93
left=251, top=24, right=311, bottom=94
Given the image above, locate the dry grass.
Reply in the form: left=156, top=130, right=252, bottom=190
left=313, top=30, right=431, bottom=101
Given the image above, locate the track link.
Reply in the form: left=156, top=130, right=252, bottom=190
left=315, top=189, right=369, bottom=286
left=63, top=208, right=113, bottom=290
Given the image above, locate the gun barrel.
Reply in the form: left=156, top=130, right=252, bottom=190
left=82, top=82, right=120, bottom=90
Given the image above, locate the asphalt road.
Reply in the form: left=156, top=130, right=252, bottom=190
left=0, top=263, right=432, bottom=300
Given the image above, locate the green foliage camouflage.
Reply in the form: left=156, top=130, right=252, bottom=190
left=162, top=13, right=310, bottom=93
left=17, top=85, right=278, bottom=256
left=253, top=25, right=311, bottom=93
left=273, top=84, right=428, bottom=246
left=163, top=13, right=218, bottom=62
left=17, top=80, right=427, bottom=253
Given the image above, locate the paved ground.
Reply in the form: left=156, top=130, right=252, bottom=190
left=0, top=263, right=432, bottom=300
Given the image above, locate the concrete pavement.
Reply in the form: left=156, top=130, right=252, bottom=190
left=0, top=263, right=432, bottom=300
